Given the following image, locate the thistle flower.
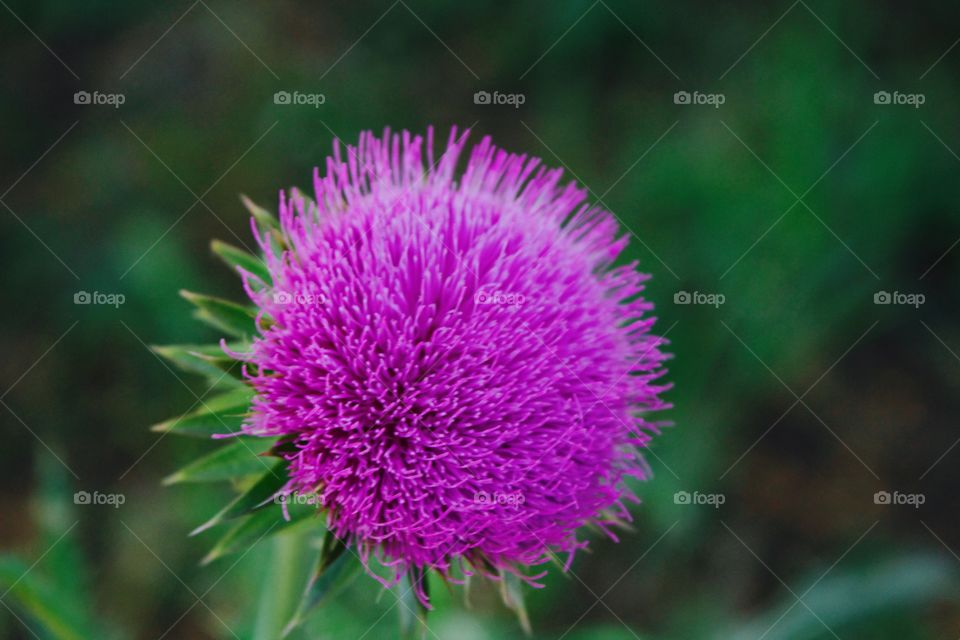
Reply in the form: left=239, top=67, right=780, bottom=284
left=233, top=127, right=670, bottom=605
left=159, top=127, right=669, bottom=630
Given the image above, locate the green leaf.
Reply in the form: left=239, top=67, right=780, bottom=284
left=499, top=571, right=532, bottom=635
left=729, top=553, right=958, bottom=640
left=151, top=387, right=254, bottom=438
left=163, top=437, right=276, bottom=485
left=180, top=290, right=257, bottom=340
left=282, top=531, right=361, bottom=637
left=202, top=501, right=319, bottom=565
left=211, top=239, right=272, bottom=284
left=150, top=343, right=247, bottom=388
left=0, top=556, right=93, bottom=640
left=5, top=455, right=122, bottom=639
left=191, top=461, right=288, bottom=535
left=34, top=454, right=87, bottom=596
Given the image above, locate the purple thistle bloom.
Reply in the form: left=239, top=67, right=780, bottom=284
left=238, top=127, right=669, bottom=601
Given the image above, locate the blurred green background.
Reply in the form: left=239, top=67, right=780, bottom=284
left=2, top=1, right=960, bottom=638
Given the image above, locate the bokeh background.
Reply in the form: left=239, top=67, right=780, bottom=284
left=2, top=1, right=960, bottom=638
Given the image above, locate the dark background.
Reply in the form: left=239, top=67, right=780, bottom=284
left=2, top=1, right=960, bottom=638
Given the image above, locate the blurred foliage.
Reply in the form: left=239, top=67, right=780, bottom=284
left=2, top=0, right=960, bottom=638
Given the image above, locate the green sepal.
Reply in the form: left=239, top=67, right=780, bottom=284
left=240, top=193, right=279, bottom=230
left=282, top=531, right=360, bottom=637
left=191, top=461, right=289, bottom=535
left=399, top=567, right=431, bottom=640
left=163, top=437, right=276, bottom=485
left=202, top=500, right=319, bottom=565
left=151, top=387, right=254, bottom=438
left=150, top=343, right=247, bottom=388
left=180, top=290, right=258, bottom=340
left=499, top=571, right=532, bottom=635
left=241, top=194, right=288, bottom=257
left=211, top=239, right=272, bottom=285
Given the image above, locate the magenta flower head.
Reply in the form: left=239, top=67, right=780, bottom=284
left=236, top=127, right=670, bottom=605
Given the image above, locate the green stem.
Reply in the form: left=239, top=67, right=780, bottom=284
left=252, top=525, right=313, bottom=640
